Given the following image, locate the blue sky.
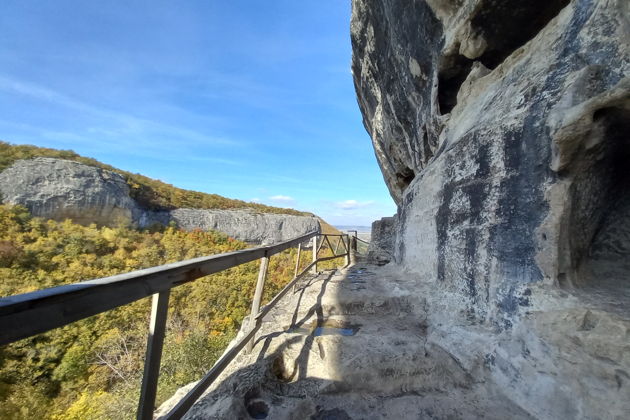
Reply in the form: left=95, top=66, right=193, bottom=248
left=0, top=1, right=396, bottom=226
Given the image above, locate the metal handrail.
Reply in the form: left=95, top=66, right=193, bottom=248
left=0, top=230, right=352, bottom=420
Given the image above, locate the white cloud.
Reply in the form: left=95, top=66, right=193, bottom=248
left=269, top=195, right=294, bottom=203
left=335, top=199, right=374, bottom=210
left=250, top=198, right=261, bottom=203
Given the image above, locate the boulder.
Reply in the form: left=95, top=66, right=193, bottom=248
left=0, top=157, right=139, bottom=226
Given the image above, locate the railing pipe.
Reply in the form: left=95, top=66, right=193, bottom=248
left=324, top=235, right=335, bottom=255
left=293, top=243, right=302, bottom=293
left=0, top=231, right=316, bottom=346
left=350, top=235, right=357, bottom=265
left=333, top=236, right=341, bottom=255
left=0, top=230, right=358, bottom=420
left=293, top=243, right=302, bottom=278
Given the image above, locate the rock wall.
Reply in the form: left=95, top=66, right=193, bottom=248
left=0, top=158, right=140, bottom=226
left=143, top=208, right=320, bottom=244
left=366, top=216, right=395, bottom=265
left=352, top=0, right=629, bottom=417
left=0, top=157, right=319, bottom=243
left=353, top=0, right=629, bottom=324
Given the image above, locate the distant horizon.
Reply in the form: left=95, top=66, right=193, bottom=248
left=0, top=2, right=397, bottom=225
left=334, top=224, right=373, bottom=230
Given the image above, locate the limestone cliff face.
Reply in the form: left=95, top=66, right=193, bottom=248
left=353, top=0, right=629, bottom=324
left=143, top=208, right=320, bottom=244
left=352, top=0, right=629, bottom=417
left=0, top=158, right=140, bottom=226
left=366, top=216, right=395, bottom=265
left=0, top=157, right=319, bottom=243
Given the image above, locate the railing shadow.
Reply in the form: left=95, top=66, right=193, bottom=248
left=161, top=245, right=375, bottom=418
left=254, top=270, right=333, bottom=372
left=155, top=267, right=344, bottom=419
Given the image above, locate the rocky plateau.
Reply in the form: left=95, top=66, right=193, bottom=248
left=0, top=157, right=319, bottom=244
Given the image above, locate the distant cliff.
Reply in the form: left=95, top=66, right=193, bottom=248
left=0, top=141, right=308, bottom=216
left=0, top=157, right=319, bottom=243
left=142, top=208, right=319, bottom=244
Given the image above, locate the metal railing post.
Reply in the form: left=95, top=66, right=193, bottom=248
left=311, top=235, right=318, bottom=274
left=246, top=255, right=269, bottom=353
left=137, top=290, right=170, bottom=420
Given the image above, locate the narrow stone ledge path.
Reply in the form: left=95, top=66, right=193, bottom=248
left=158, top=263, right=532, bottom=419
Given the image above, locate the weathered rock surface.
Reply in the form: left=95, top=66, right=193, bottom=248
left=0, top=157, right=140, bottom=226
left=0, top=158, right=319, bottom=243
left=156, top=266, right=536, bottom=420
left=353, top=0, right=629, bottom=319
left=351, top=0, right=630, bottom=418
left=366, top=216, right=395, bottom=265
left=159, top=263, right=630, bottom=420
left=144, top=208, right=320, bottom=244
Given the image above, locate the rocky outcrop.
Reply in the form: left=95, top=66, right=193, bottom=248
left=352, top=0, right=629, bottom=418
left=0, top=158, right=140, bottom=226
left=143, top=208, right=320, bottom=244
left=366, top=216, right=395, bottom=265
left=0, top=158, right=319, bottom=243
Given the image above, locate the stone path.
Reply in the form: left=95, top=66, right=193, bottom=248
left=158, top=263, right=532, bottom=419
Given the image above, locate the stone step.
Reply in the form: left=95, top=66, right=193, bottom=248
left=256, top=269, right=454, bottom=395
left=159, top=265, right=531, bottom=419
left=263, top=313, right=472, bottom=397
left=268, top=269, right=420, bottom=322
left=245, top=388, right=534, bottom=420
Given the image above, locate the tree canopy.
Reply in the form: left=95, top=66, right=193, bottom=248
left=0, top=204, right=340, bottom=419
